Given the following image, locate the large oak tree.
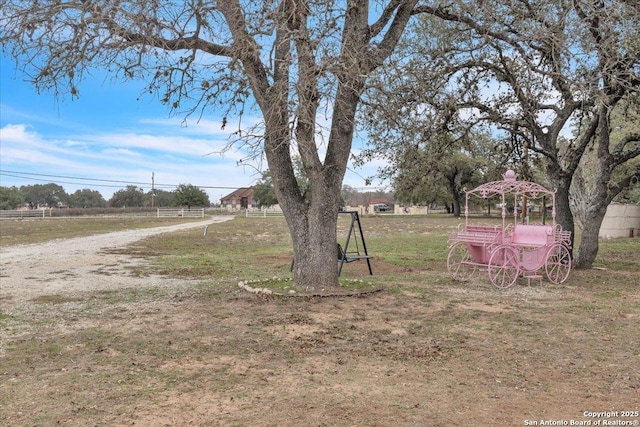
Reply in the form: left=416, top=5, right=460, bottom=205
left=1, top=1, right=420, bottom=289
left=362, top=0, right=640, bottom=267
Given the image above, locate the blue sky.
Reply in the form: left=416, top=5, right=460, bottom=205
left=0, top=54, right=381, bottom=202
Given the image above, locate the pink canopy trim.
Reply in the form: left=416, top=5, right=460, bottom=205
left=466, top=170, right=556, bottom=201
left=464, top=170, right=557, bottom=228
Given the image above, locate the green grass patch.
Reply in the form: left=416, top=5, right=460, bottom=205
left=0, top=216, right=209, bottom=247
left=31, top=294, right=86, bottom=304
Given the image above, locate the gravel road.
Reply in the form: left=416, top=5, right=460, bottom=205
left=0, top=216, right=234, bottom=307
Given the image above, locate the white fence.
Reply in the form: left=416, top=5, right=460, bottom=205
left=245, top=208, right=284, bottom=218
left=0, top=209, right=52, bottom=219
left=157, top=208, right=205, bottom=218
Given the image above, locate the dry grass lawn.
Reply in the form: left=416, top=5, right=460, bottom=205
left=1, top=215, right=638, bottom=426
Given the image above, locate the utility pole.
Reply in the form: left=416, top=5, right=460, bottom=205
left=151, top=172, right=156, bottom=208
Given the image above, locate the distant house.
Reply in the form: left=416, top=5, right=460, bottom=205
left=221, top=188, right=256, bottom=210
left=342, top=194, right=394, bottom=215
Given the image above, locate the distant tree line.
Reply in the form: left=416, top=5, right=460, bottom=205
left=250, top=169, right=395, bottom=210
left=0, top=183, right=210, bottom=210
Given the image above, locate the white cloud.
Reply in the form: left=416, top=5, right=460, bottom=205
left=101, top=148, right=143, bottom=157
left=1, top=109, right=386, bottom=199
left=0, top=123, right=41, bottom=144
left=0, top=122, right=260, bottom=198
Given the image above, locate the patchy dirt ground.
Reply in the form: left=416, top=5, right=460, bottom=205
left=1, top=218, right=638, bottom=426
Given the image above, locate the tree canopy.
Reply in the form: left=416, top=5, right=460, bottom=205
left=173, top=184, right=210, bottom=208
left=19, top=183, right=67, bottom=208
left=0, top=186, right=24, bottom=210
left=68, top=189, right=107, bottom=208
left=360, top=0, right=640, bottom=267
left=252, top=172, right=279, bottom=209
left=1, top=0, right=422, bottom=289
left=108, top=185, right=145, bottom=208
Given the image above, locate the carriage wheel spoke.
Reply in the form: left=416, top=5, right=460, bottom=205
left=447, top=242, right=477, bottom=281
left=488, top=246, right=519, bottom=289
left=545, top=244, right=572, bottom=284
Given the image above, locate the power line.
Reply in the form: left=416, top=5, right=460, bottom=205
left=0, top=172, right=129, bottom=188
left=0, top=170, right=244, bottom=190
left=0, top=171, right=174, bottom=186
left=1, top=169, right=388, bottom=192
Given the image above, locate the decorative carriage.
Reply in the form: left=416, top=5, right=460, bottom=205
left=447, top=170, right=572, bottom=288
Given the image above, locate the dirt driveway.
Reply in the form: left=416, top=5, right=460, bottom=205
left=0, top=216, right=234, bottom=306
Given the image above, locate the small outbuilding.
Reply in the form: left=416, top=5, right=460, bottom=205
left=599, top=203, right=640, bottom=238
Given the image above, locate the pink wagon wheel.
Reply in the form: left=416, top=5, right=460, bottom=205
left=545, top=243, right=572, bottom=284
left=447, top=242, right=477, bottom=281
left=488, top=245, right=520, bottom=289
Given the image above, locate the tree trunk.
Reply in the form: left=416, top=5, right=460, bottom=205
left=262, top=85, right=356, bottom=290
left=275, top=169, right=345, bottom=290
left=236, top=1, right=415, bottom=290
left=287, top=200, right=341, bottom=291
left=574, top=109, right=614, bottom=268
left=447, top=177, right=462, bottom=217
left=547, top=164, right=575, bottom=251
left=261, top=132, right=340, bottom=290
left=452, top=198, right=461, bottom=217
left=574, top=203, right=607, bottom=268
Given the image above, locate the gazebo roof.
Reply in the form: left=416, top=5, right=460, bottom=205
left=466, top=170, right=555, bottom=200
